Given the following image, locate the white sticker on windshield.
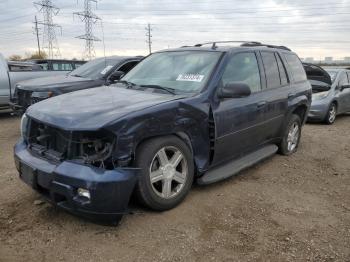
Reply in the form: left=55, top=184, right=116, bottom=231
left=176, top=74, right=205, bottom=82
left=100, top=65, right=113, bottom=75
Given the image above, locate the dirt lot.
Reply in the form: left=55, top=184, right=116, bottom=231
left=0, top=111, right=349, bottom=262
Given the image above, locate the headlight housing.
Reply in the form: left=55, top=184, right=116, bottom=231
left=20, top=114, right=29, bottom=139
left=31, top=91, right=54, bottom=99
left=312, top=91, right=329, bottom=101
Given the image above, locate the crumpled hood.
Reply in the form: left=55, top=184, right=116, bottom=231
left=26, top=86, right=183, bottom=130
left=17, top=75, right=95, bottom=92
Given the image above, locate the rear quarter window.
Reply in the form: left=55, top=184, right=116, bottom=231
left=284, top=54, right=307, bottom=83
left=261, top=51, right=281, bottom=89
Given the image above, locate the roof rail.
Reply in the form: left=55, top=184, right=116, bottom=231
left=194, top=41, right=260, bottom=49
left=192, top=41, right=291, bottom=51
left=241, top=42, right=291, bottom=51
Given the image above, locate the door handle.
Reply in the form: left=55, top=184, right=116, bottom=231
left=257, top=101, right=267, bottom=108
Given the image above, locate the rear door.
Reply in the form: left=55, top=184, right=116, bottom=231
left=258, top=51, right=290, bottom=140
left=212, top=51, right=267, bottom=164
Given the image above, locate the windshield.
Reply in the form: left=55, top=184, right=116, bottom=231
left=325, top=70, right=338, bottom=83
left=69, top=58, right=120, bottom=79
left=123, top=51, right=222, bottom=93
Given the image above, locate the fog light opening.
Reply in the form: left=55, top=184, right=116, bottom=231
left=77, top=188, right=91, bottom=200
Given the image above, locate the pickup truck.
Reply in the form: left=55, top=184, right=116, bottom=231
left=0, top=53, right=69, bottom=110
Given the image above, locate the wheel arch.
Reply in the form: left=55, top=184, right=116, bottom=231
left=291, top=104, right=308, bottom=124
left=134, top=132, right=195, bottom=162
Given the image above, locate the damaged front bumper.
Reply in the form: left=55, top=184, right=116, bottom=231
left=14, top=140, right=139, bottom=224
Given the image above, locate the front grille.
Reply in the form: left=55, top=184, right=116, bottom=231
left=27, top=118, right=116, bottom=169
left=17, top=89, right=32, bottom=108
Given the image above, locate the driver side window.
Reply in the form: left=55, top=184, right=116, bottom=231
left=221, top=52, right=261, bottom=93
left=338, top=72, right=349, bottom=88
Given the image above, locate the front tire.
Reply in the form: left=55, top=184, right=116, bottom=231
left=135, top=136, right=194, bottom=211
left=325, top=103, right=337, bottom=125
left=279, top=114, right=302, bottom=156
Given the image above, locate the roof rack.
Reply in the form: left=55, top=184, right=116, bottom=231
left=192, top=41, right=291, bottom=51
left=241, top=42, right=291, bottom=51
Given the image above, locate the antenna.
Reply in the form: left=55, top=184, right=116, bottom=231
left=74, top=0, right=101, bottom=60
left=34, top=0, right=61, bottom=58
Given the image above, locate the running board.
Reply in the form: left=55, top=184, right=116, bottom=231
left=197, top=144, right=278, bottom=185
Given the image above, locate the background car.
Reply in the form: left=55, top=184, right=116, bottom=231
left=27, top=59, right=86, bottom=71
left=10, top=56, right=142, bottom=113
left=0, top=53, right=71, bottom=110
left=305, top=63, right=350, bottom=124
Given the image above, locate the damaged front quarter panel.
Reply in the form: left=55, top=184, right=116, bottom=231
left=105, top=96, right=212, bottom=174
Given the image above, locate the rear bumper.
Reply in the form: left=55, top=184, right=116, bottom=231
left=14, top=140, right=139, bottom=224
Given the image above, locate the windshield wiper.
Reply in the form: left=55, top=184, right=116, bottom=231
left=140, top=85, right=176, bottom=95
left=115, top=80, right=136, bottom=88
left=70, top=74, right=83, bottom=78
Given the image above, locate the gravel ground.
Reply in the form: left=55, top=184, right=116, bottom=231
left=0, top=111, right=349, bottom=262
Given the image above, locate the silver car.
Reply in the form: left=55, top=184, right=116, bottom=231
left=305, top=64, right=350, bottom=124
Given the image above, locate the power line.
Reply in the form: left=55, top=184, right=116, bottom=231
left=74, top=0, right=101, bottom=60
left=34, top=0, right=61, bottom=58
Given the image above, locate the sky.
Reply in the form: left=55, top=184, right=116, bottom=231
left=0, top=0, right=349, bottom=60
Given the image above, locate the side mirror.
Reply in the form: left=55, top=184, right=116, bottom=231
left=340, top=84, right=350, bottom=91
left=108, top=71, right=124, bottom=82
left=218, top=82, right=251, bottom=99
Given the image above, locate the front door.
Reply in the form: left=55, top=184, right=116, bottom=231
left=337, top=71, right=350, bottom=113
left=212, top=51, right=267, bottom=165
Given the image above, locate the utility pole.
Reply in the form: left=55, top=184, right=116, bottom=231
left=34, top=16, right=41, bottom=56
left=34, top=0, right=61, bottom=59
left=74, top=0, right=101, bottom=60
left=146, top=23, right=152, bottom=54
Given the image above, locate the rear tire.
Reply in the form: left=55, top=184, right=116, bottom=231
left=135, top=136, right=194, bottom=211
left=279, top=114, right=302, bottom=156
left=325, top=103, right=337, bottom=125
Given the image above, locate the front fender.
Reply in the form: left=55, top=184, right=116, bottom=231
left=106, top=98, right=211, bottom=173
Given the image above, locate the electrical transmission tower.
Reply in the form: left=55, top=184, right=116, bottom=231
left=74, top=0, right=101, bottom=60
left=34, top=0, right=61, bottom=58
left=145, top=23, right=152, bottom=54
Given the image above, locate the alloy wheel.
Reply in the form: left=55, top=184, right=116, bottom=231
left=328, top=104, right=336, bottom=123
left=287, top=122, right=300, bottom=152
left=149, top=146, right=188, bottom=199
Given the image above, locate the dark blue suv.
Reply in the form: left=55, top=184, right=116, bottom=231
left=14, top=41, right=312, bottom=224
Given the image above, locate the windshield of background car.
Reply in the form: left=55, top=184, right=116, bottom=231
left=326, top=70, right=338, bottom=83
left=69, top=58, right=119, bottom=79
left=122, top=51, right=222, bottom=93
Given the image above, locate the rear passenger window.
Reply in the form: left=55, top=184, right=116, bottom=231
left=275, top=54, right=288, bottom=86
left=285, top=54, right=307, bottom=82
left=221, top=52, right=261, bottom=93
left=261, top=52, right=280, bottom=89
